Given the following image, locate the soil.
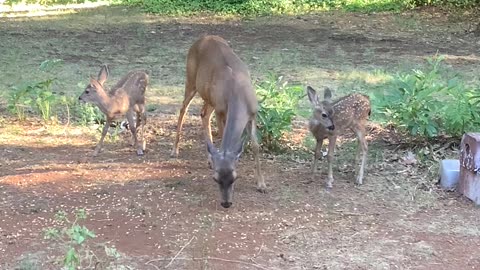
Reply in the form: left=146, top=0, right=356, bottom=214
left=1, top=5, right=480, bottom=270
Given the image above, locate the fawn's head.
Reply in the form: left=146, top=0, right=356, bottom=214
left=206, top=140, right=244, bottom=208
left=79, top=65, right=109, bottom=105
left=307, top=86, right=335, bottom=131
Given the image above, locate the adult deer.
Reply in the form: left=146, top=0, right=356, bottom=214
left=171, top=35, right=266, bottom=208
left=307, top=86, right=371, bottom=189
left=79, top=65, right=149, bottom=156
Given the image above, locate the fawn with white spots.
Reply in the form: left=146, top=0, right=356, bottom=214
left=171, top=35, right=266, bottom=208
left=307, top=86, right=371, bottom=189
left=79, top=65, right=149, bottom=157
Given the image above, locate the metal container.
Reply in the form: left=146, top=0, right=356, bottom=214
left=459, top=133, right=480, bottom=205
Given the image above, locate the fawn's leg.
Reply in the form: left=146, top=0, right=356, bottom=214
left=249, top=119, right=266, bottom=193
left=126, top=111, right=142, bottom=156
left=326, top=135, right=337, bottom=189
left=308, top=138, right=324, bottom=184
left=312, top=138, right=324, bottom=174
left=354, top=127, right=368, bottom=185
left=141, top=109, right=147, bottom=151
left=93, top=118, right=111, bottom=157
left=170, top=85, right=196, bottom=158
left=136, top=106, right=146, bottom=152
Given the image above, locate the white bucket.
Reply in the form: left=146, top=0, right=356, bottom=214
left=439, top=159, right=460, bottom=190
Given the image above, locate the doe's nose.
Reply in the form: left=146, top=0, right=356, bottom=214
left=221, top=202, right=232, bottom=208
left=328, top=124, right=335, bottom=131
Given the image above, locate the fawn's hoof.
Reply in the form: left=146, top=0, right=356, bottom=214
left=325, top=182, right=333, bottom=191
left=355, top=177, right=363, bottom=186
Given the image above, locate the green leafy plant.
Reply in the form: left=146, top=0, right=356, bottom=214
left=44, top=209, right=124, bottom=270
left=44, top=209, right=96, bottom=270
left=123, top=0, right=478, bottom=15
left=255, top=74, right=304, bottom=151
left=373, top=55, right=480, bottom=139
left=7, top=59, right=63, bottom=122
left=74, top=102, right=104, bottom=126
left=8, top=78, right=57, bottom=122
left=7, top=83, right=34, bottom=121
left=33, top=79, right=56, bottom=122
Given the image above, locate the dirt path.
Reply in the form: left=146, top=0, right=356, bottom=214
left=1, top=115, right=479, bottom=269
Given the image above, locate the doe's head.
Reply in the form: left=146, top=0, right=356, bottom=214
left=206, top=140, right=244, bottom=208
left=307, top=85, right=335, bottom=131
left=78, top=65, right=109, bottom=104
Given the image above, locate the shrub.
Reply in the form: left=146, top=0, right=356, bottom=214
left=123, top=0, right=479, bottom=15
left=8, top=78, right=57, bottom=122
left=44, top=209, right=97, bottom=270
left=372, top=55, right=480, bottom=139
left=6, top=59, right=104, bottom=126
left=255, top=74, right=304, bottom=151
left=7, top=59, right=63, bottom=122
left=44, top=209, right=123, bottom=270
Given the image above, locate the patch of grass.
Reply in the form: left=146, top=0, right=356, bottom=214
left=15, top=254, right=41, bottom=270
left=165, top=179, right=187, bottom=189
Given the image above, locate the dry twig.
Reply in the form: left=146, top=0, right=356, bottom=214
left=165, top=236, right=196, bottom=268
left=146, top=256, right=270, bottom=270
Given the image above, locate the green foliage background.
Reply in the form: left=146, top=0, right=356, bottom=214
left=4, top=0, right=479, bottom=14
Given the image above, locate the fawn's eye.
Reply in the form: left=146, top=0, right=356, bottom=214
left=321, top=113, right=328, bottom=118
left=85, top=90, right=90, bottom=94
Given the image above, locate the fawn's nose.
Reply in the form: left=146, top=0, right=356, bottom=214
left=221, top=202, right=232, bottom=208
left=328, top=124, right=335, bottom=131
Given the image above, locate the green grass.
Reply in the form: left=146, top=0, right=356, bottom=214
left=1, top=5, right=479, bottom=143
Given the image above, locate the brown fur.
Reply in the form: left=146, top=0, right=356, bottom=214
left=79, top=65, right=149, bottom=156
left=171, top=35, right=266, bottom=208
left=307, top=86, right=371, bottom=188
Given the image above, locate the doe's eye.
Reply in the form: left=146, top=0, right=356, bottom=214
left=321, top=113, right=328, bottom=118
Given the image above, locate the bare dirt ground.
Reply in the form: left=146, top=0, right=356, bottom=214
left=1, top=5, right=480, bottom=270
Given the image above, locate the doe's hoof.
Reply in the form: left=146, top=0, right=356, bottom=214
left=256, top=184, right=267, bottom=194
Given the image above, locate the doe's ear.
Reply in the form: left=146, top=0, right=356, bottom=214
left=234, top=141, right=244, bottom=160
left=307, top=86, right=318, bottom=105
left=206, top=140, right=218, bottom=157
left=97, top=65, right=109, bottom=85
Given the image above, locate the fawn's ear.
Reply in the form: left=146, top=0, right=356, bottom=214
left=89, top=77, right=102, bottom=91
left=307, top=86, right=318, bottom=106
left=324, top=87, right=333, bottom=102
left=97, top=65, right=109, bottom=85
